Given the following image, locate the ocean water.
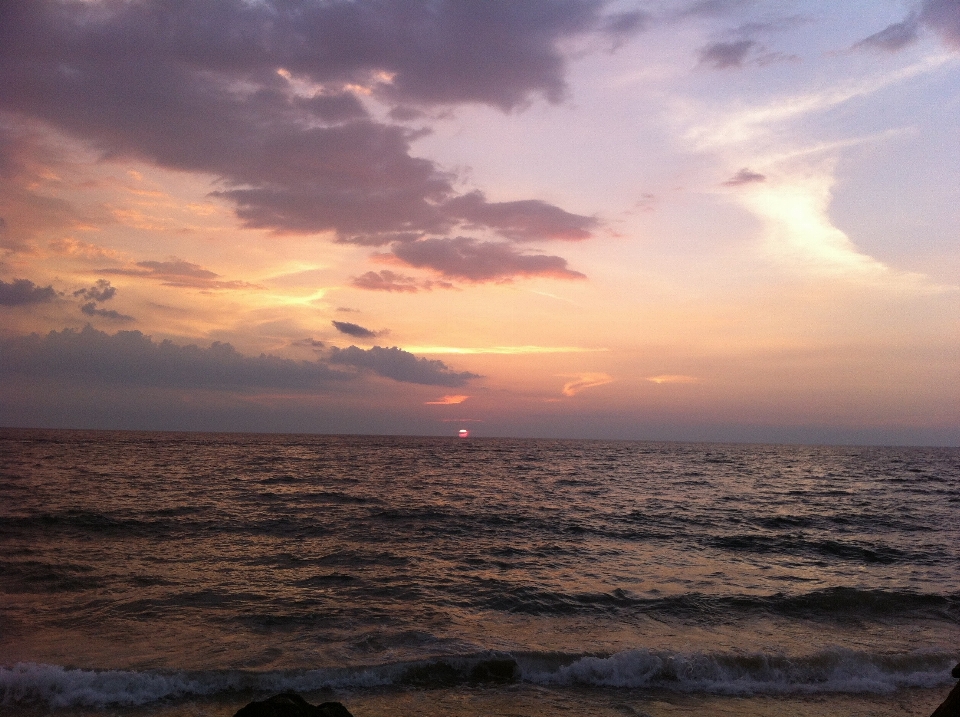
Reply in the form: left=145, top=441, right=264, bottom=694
left=1, top=429, right=958, bottom=716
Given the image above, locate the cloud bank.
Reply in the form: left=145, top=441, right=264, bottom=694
left=0, top=326, right=479, bottom=389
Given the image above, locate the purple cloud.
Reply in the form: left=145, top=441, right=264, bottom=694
left=722, top=168, right=767, bottom=186
left=0, top=325, right=477, bottom=389
left=73, top=279, right=117, bottom=303
left=388, top=237, right=586, bottom=282
left=80, top=302, right=135, bottom=322
left=100, top=260, right=259, bottom=290
left=0, top=278, right=57, bottom=306
left=328, top=345, right=480, bottom=387
left=332, top=320, right=379, bottom=339
left=854, top=0, right=960, bottom=53
left=698, top=39, right=757, bottom=69
left=853, top=16, right=921, bottom=52
left=921, top=0, right=960, bottom=49
left=0, top=0, right=631, bottom=281
left=443, top=191, right=598, bottom=242
left=352, top=270, right=421, bottom=293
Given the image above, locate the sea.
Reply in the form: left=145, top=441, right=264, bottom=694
left=1, top=428, right=958, bottom=717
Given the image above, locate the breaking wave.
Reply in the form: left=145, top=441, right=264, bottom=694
left=3, top=648, right=956, bottom=708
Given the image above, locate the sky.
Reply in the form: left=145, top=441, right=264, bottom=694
left=1, top=0, right=958, bottom=444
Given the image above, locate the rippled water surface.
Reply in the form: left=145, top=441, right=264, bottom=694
left=1, top=429, right=958, bottom=708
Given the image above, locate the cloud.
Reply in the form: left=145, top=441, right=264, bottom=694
left=854, top=1, right=960, bottom=53
left=698, top=39, right=757, bottom=69
left=425, top=394, right=470, bottom=405
left=0, top=0, right=628, bottom=278
left=0, top=278, right=57, bottom=306
left=0, top=326, right=352, bottom=390
left=561, top=372, right=614, bottom=396
left=73, top=279, right=117, bottom=303
left=921, top=0, right=960, bottom=50
left=722, top=168, right=767, bottom=186
left=351, top=269, right=456, bottom=292
left=387, top=236, right=586, bottom=282
left=79, top=302, right=135, bottom=322
left=646, top=374, right=699, bottom=384
left=852, top=16, right=921, bottom=52
left=328, top=345, right=480, bottom=387
left=101, top=259, right=260, bottom=290
left=404, top=345, right=606, bottom=354
left=292, top=338, right=325, bottom=349
left=332, top=320, right=379, bottom=339
left=443, top=191, right=598, bottom=242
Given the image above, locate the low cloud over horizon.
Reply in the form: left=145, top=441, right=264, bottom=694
left=0, top=325, right=480, bottom=391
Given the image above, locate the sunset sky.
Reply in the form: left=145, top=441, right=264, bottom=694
left=1, top=0, right=958, bottom=444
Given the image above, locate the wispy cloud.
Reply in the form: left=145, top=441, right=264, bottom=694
left=100, top=259, right=261, bottom=290
left=404, top=345, right=607, bottom=355
left=425, top=394, right=470, bottom=405
left=646, top=375, right=699, bottom=384
left=561, top=372, right=614, bottom=396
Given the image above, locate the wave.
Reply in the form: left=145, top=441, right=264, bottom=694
left=470, top=585, right=960, bottom=621
left=3, top=648, right=957, bottom=708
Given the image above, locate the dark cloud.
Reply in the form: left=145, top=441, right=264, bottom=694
left=80, top=302, right=135, bottom=322
left=329, top=345, right=480, bottom=387
left=698, top=39, right=757, bottom=69
left=100, top=260, right=259, bottom=289
left=0, top=326, right=478, bottom=390
left=0, top=326, right=351, bottom=390
left=853, top=16, right=920, bottom=52
left=0, top=277, right=57, bottom=306
left=0, top=0, right=625, bottom=280
left=854, top=1, right=960, bottom=53
left=722, top=168, right=766, bottom=186
left=921, top=0, right=960, bottom=49
left=73, top=279, right=117, bottom=303
left=388, top=237, right=586, bottom=282
left=293, top=338, right=325, bottom=348
left=443, top=191, right=598, bottom=242
left=332, top=320, right=378, bottom=339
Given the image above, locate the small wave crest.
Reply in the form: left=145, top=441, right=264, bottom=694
left=3, top=649, right=957, bottom=707
left=524, top=647, right=957, bottom=694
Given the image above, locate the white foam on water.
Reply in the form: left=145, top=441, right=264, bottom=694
left=2, top=648, right=957, bottom=707
left=0, top=663, right=392, bottom=708
left=521, top=647, right=957, bottom=694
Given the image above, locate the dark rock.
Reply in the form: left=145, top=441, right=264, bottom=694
left=234, top=693, right=353, bottom=717
left=930, top=664, right=960, bottom=717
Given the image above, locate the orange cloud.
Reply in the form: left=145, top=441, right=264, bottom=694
left=425, top=394, right=470, bottom=405
left=561, top=373, right=613, bottom=396
left=646, top=375, right=698, bottom=384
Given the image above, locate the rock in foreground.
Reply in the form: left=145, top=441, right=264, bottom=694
left=234, top=693, right=353, bottom=717
left=930, top=663, right=960, bottom=717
